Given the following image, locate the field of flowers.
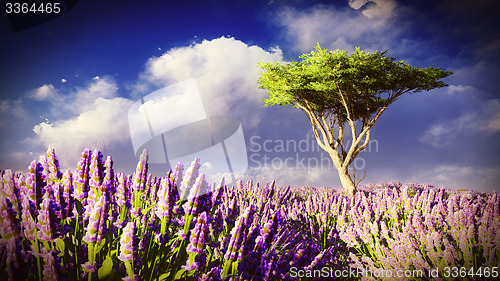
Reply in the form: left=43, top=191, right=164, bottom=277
left=0, top=146, right=499, bottom=280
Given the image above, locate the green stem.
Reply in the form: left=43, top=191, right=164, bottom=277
left=74, top=215, right=81, bottom=279
left=88, top=242, right=95, bottom=281
left=33, top=228, right=42, bottom=281
left=125, top=261, right=134, bottom=279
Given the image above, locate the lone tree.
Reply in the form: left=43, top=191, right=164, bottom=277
left=257, top=45, right=452, bottom=196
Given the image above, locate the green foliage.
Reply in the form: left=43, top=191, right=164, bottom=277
left=257, top=44, right=453, bottom=122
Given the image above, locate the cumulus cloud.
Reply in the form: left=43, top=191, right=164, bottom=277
left=140, top=37, right=283, bottom=87
left=134, top=36, right=284, bottom=129
left=29, top=84, right=57, bottom=101
left=348, top=0, right=397, bottom=21
left=65, top=78, right=119, bottom=115
left=0, top=77, right=130, bottom=171
left=274, top=3, right=400, bottom=54
left=25, top=96, right=133, bottom=170
left=446, top=84, right=478, bottom=95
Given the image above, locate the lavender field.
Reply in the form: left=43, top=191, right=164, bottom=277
left=0, top=147, right=499, bottom=280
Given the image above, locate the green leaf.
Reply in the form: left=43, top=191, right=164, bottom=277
left=173, top=268, right=187, bottom=280
left=95, top=239, right=106, bottom=254
left=55, top=238, right=65, bottom=253
left=74, top=199, right=83, bottom=214
left=98, top=255, right=114, bottom=280
left=158, top=273, right=169, bottom=281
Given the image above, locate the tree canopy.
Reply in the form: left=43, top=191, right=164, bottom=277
left=257, top=45, right=452, bottom=195
left=258, top=45, right=451, bottom=123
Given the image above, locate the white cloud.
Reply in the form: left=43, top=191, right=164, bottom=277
left=35, top=78, right=119, bottom=118
left=0, top=77, right=129, bottom=172
left=25, top=97, right=133, bottom=170
left=0, top=98, right=26, bottom=127
left=29, top=84, right=57, bottom=101
left=447, top=84, right=477, bottom=94
left=135, top=36, right=284, bottom=129
left=349, top=0, right=397, bottom=21
left=69, top=78, right=118, bottom=114
left=420, top=99, right=500, bottom=148
left=411, top=164, right=500, bottom=193
left=275, top=3, right=399, bottom=53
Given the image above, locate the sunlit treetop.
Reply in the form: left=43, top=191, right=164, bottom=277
left=257, top=45, right=453, bottom=124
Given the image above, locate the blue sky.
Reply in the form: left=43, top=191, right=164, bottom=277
left=1, top=0, right=499, bottom=193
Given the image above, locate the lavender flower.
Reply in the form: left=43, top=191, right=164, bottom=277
left=155, top=177, right=174, bottom=221
left=179, top=158, right=201, bottom=201
left=82, top=195, right=106, bottom=243
left=169, top=162, right=184, bottom=189
left=118, top=221, right=136, bottom=262
left=1, top=169, right=21, bottom=216
left=36, top=190, right=60, bottom=242
left=74, top=148, right=91, bottom=200
left=102, top=156, right=115, bottom=197
left=61, top=170, right=74, bottom=219
left=1, top=147, right=500, bottom=280
left=132, top=149, right=148, bottom=193
left=183, top=212, right=208, bottom=271
left=20, top=187, right=37, bottom=240
left=46, top=146, right=63, bottom=182
left=118, top=221, right=137, bottom=280
left=0, top=187, right=21, bottom=281
left=183, top=174, right=209, bottom=216
left=116, top=173, right=129, bottom=208
left=39, top=248, right=60, bottom=281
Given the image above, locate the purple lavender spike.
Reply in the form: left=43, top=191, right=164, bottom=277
left=46, top=146, right=62, bottom=181
left=118, top=221, right=136, bottom=262
left=132, top=149, right=148, bottom=193
left=74, top=149, right=91, bottom=201
left=82, top=195, right=106, bottom=243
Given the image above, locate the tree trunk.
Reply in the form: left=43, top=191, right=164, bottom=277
left=338, top=168, right=356, bottom=197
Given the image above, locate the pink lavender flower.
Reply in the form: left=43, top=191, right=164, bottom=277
left=115, top=173, right=129, bottom=208
left=74, top=149, right=91, bottom=200
left=183, top=174, right=208, bottom=216
left=40, top=248, right=60, bottom=281
left=1, top=169, right=21, bottom=216
left=89, top=149, right=104, bottom=190
left=61, top=170, right=74, bottom=219
left=36, top=191, right=59, bottom=242
left=224, top=212, right=247, bottom=261
left=101, top=156, right=115, bottom=205
left=169, top=162, right=184, bottom=189
left=155, top=177, right=174, bottom=220
left=260, top=209, right=280, bottom=245
left=25, top=160, right=43, bottom=204
left=20, top=188, right=37, bottom=240
left=179, top=158, right=201, bottom=200
left=118, top=221, right=136, bottom=262
left=132, top=149, right=148, bottom=193
left=0, top=188, right=21, bottom=281
left=305, top=249, right=326, bottom=270
left=46, top=146, right=62, bottom=182
left=186, top=212, right=208, bottom=256
left=82, top=195, right=106, bottom=243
